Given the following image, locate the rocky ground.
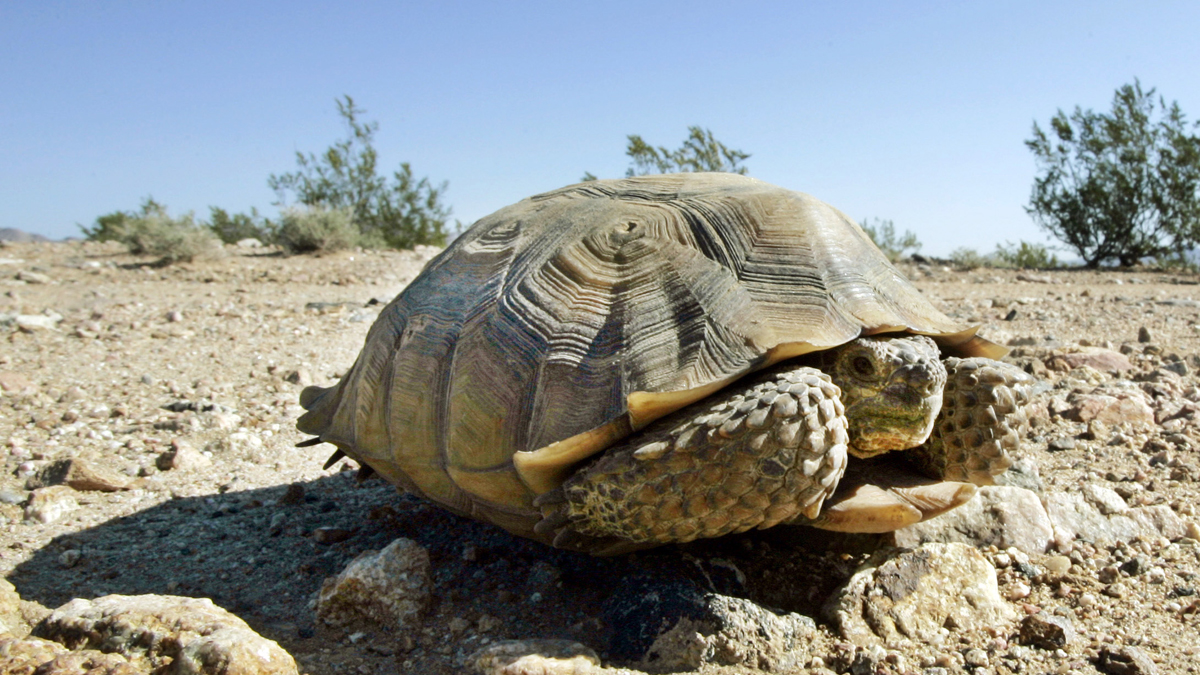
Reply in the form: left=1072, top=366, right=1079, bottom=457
left=0, top=239, right=1197, bottom=675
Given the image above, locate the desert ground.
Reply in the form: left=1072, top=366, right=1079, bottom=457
left=0, top=239, right=1197, bottom=675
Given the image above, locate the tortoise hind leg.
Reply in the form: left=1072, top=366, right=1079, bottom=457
left=533, top=366, right=850, bottom=553
left=908, top=357, right=1035, bottom=485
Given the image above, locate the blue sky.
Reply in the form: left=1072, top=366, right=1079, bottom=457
left=3, top=2, right=1198, bottom=256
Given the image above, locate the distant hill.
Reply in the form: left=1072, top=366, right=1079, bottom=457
left=0, top=228, right=51, bottom=243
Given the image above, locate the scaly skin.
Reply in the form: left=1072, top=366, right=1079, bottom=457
left=908, top=357, right=1034, bottom=485
left=538, top=335, right=954, bottom=549
left=818, top=335, right=947, bottom=457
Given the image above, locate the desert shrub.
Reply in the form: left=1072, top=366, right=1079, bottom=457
left=208, top=207, right=276, bottom=245
left=120, top=211, right=222, bottom=263
left=949, top=247, right=993, bottom=270
left=625, top=126, right=750, bottom=176
left=993, top=241, right=1059, bottom=269
left=1026, top=80, right=1200, bottom=267
left=1153, top=251, right=1200, bottom=273
left=268, top=96, right=451, bottom=250
left=80, top=197, right=167, bottom=242
left=275, top=207, right=359, bottom=254
left=859, top=218, right=922, bottom=262
left=582, top=127, right=750, bottom=181
left=82, top=198, right=220, bottom=263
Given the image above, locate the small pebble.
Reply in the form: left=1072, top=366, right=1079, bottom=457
left=1008, top=582, right=1032, bottom=600
left=312, top=526, right=355, bottom=544
left=1048, top=437, right=1077, bottom=452
left=1045, top=555, right=1071, bottom=576
left=964, top=648, right=989, bottom=667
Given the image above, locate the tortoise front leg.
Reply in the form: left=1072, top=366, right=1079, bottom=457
left=534, top=366, right=849, bottom=554
left=908, top=357, right=1035, bottom=485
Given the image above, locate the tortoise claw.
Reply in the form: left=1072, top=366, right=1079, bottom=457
left=322, top=449, right=346, bottom=470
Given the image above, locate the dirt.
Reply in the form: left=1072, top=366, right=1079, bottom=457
left=0, top=240, right=1197, bottom=675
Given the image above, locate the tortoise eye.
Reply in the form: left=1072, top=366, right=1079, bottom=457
left=852, top=356, right=874, bottom=377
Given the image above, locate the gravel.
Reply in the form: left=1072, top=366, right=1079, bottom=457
left=0, top=241, right=1198, bottom=674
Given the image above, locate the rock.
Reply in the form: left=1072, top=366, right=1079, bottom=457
left=0, top=635, right=72, bottom=673
left=964, top=648, right=989, bottom=667
left=283, top=369, right=312, bottom=387
left=1043, top=492, right=1140, bottom=550
left=316, top=538, right=431, bottom=630
left=236, top=238, right=263, bottom=248
left=1081, top=484, right=1128, bottom=515
left=1137, top=327, right=1152, bottom=343
left=641, top=594, right=816, bottom=672
left=1096, top=645, right=1159, bottom=675
left=824, top=543, right=1015, bottom=647
left=1066, top=392, right=1155, bottom=427
left=0, top=578, right=21, bottom=635
left=892, top=486, right=1053, bottom=555
left=15, top=645, right=140, bottom=674
left=1161, top=359, right=1189, bottom=376
left=1043, top=555, right=1071, bottom=576
left=1018, top=612, right=1075, bottom=649
left=27, top=459, right=129, bottom=492
left=156, top=439, right=211, bottom=471
left=24, top=486, right=78, bottom=524
left=312, top=527, right=355, bottom=544
left=469, top=640, right=600, bottom=675
left=1186, top=521, right=1200, bottom=540
left=1048, top=437, right=1076, bottom=451
left=14, top=314, right=60, bottom=332
left=33, top=594, right=297, bottom=674
left=1046, top=347, right=1133, bottom=373
left=207, top=432, right=265, bottom=461
left=0, top=371, right=35, bottom=394
left=15, top=270, right=51, bottom=284
left=993, top=457, right=1044, bottom=494
left=1128, top=505, right=1188, bottom=541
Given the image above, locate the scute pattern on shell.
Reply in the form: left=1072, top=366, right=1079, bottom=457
left=298, top=173, right=981, bottom=543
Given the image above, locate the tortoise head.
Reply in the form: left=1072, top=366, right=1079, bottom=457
left=823, top=335, right=946, bottom=457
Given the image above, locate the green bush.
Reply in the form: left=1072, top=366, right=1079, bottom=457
left=1026, top=80, right=1200, bottom=268
left=276, top=207, right=359, bottom=254
left=949, top=247, right=992, bottom=270
left=993, top=241, right=1059, bottom=269
left=80, top=197, right=167, bottom=242
left=859, top=218, right=922, bottom=262
left=268, top=96, right=451, bottom=250
left=208, top=207, right=276, bottom=244
left=121, top=211, right=222, bottom=263
left=81, top=198, right=221, bottom=263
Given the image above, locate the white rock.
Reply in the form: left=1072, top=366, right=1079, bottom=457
left=825, top=543, right=1016, bottom=647
left=893, top=486, right=1053, bottom=555
left=1082, top=484, right=1129, bottom=515
left=316, top=538, right=431, bottom=630
left=34, top=594, right=297, bottom=674
left=24, top=486, right=78, bottom=524
left=470, top=639, right=600, bottom=675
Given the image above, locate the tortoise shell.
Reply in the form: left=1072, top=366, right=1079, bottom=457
left=297, top=173, right=1002, bottom=542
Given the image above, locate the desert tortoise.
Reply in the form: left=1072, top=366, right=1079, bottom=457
left=297, top=173, right=1032, bottom=554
